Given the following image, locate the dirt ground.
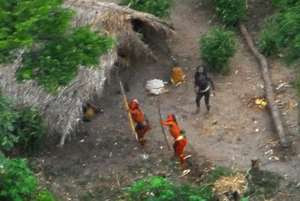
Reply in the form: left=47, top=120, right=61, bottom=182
left=32, top=0, right=300, bottom=200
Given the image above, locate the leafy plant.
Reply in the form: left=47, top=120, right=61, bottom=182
left=0, top=93, right=45, bottom=153
left=200, top=27, right=236, bottom=74
left=213, top=0, right=247, bottom=26
left=259, top=0, right=300, bottom=94
left=121, top=0, right=173, bottom=17
left=272, top=0, right=300, bottom=8
left=0, top=0, right=73, bottom=63
left=0, top=95, right=20, bottom=151
left=35, top=189, right=57, bottom=201
left=0, top=0, right=114, bottom=92
left=125, top=176, right=213, bottom=201
left=0, top=155, right=57, bottom=201
left=259, top=2, right=300, bottom=61
left=0, top=155, right=37, bottom=201
left=258, top=16, right=280, bottom=56
left=205, top=166, right=233, bottom=183
left=17, top=27, right=114, bottom=92
left=245, top=169, right=282, bottom=199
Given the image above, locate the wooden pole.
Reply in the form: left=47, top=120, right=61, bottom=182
left=119, top=80, right=138, bottom=141
left=239, top=23, right=288, bottom=147
left=157, top=97, right=172, bottom=150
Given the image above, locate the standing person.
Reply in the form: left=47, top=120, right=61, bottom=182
left=128, top=99, right=150, bottom=146
left=160, top=114, right=190, bottom=170
left=194, top=65, right=215, bottom=113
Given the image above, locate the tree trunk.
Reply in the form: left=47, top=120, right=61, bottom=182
left=239, top=23, right=288, bottom=147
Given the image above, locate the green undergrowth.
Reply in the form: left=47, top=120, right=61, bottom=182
left=213, top=0, right=247, bottom=26
left=124, top=176, right=214, bottom=201
left=245, top=168, right=282, bottom=199
left=16, top=27, right=114, bottom=92
left=200, top=27, right=237, bottom=74
left=204, top=166, right=233, bottom=183
left=0, top=92, right=45, bottom=154
left=258, top=1, right=300, bottom=62
left=121, top=166, right=251, bottom=201
left=0, top=154, right=57, bottom=201
left=0, top=0, right=114, bottom=93
left=119, top=166, right=281, bottom=201
left=120, top=0, right=173, bottom=18
left=272, top=0, right=300, bottom=8
left=258, top=0, right=300, bottom=93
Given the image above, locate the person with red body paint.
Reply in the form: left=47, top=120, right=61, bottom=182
left=160, top=114, right=189, bottom=168
left=128, top=99, right=150, bottom=146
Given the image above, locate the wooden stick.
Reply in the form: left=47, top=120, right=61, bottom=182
left=119, top=80, right=138, bottom=141
left=157, top=97, right=171, bottom=150
left=239, top=23, right=288, bottom=147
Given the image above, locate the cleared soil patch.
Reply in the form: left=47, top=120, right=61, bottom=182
left=32, top=0, right=300, bottom=200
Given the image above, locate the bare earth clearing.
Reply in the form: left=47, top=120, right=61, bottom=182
left=32, top=0, right=300, bottom=200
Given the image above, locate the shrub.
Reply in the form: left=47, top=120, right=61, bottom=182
left=258, top=2, right=300, bottom=63
left=125, top=176, right=213, bottom=201
left=0, top=0, right=114, bottom=92
left=245, top=169, right=282, bottom=198
left=17, top=27, right=114, bottom=92
left=0, top=155, right=57, bottom=201
left=121, top=0, right=173, bottom=18
left=258, top=17, right=280, bottom=56
left=213, top=0, right=247, bottom=26
left=0, top=93, right=45, bottom=153
left=0, top=155, right=37, bottom=201
left=35, top=189, right=57, bottom=201
left=272, top=0, right=300, bottom=8
left=0, top=0, right=73, bottom=63
left=259, top=1, right=300, bottom=94
left=204, top=166, right=233, bottom=183
left=200, top=27, right=236, bottom=73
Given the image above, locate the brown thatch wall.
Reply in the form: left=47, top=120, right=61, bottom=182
left=0, top=0, right=172, bottom=146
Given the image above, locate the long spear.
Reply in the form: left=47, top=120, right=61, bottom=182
left=119, top=80, right=138, bottom=141
left=157, top=96, right=171, bottom=150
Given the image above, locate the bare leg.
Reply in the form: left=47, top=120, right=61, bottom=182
left=204, top=91, right=210, bottom=112
left=195, top=93, right=204, bottom=113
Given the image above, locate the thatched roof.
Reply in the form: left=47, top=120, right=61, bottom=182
left=0, top=0, right=173, bottom=146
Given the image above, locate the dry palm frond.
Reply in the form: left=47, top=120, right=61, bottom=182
left=0, top=0, right=173, bottom=146
left=213, top=173, right=247, bottom=200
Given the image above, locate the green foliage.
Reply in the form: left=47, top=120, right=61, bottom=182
left=200, top=27, right=236, bottom=74
left=0, top=155, right=37, bottom=201
left=213, top=0, right=247, bottom=26
left=0, top=95, right=19, bottom=151
left=0, top=93, right=45, bottom=153
left=121, top=0, right=173, bottom=17
left=0, top=0, right=114, bottom=92
left=126, top=176, right=213, bottom=201
left=259, top=0, right=300, bottom=95
left=272, top=0, right=300, bottom=8
left=240, top=197, right=249, bottom=201
left=258, top=17, right=280, bottom=56
left=0, top=155, right=57, bottom=201
left=258, top=2, right=300, bottom=63
left=0, top=0, right=73, bottom=63
left=35, top=189, right=57, bottom=201
left=205, top=166, right=233, bottom=183
left=17, top=27, right=114, bottom=92
left=245, top=169, right=282, bottom=198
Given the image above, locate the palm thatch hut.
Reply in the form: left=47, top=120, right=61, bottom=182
left=0, top=0, right=173, bottom=146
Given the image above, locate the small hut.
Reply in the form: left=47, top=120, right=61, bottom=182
left=0, top=0, right=173, bottom=146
